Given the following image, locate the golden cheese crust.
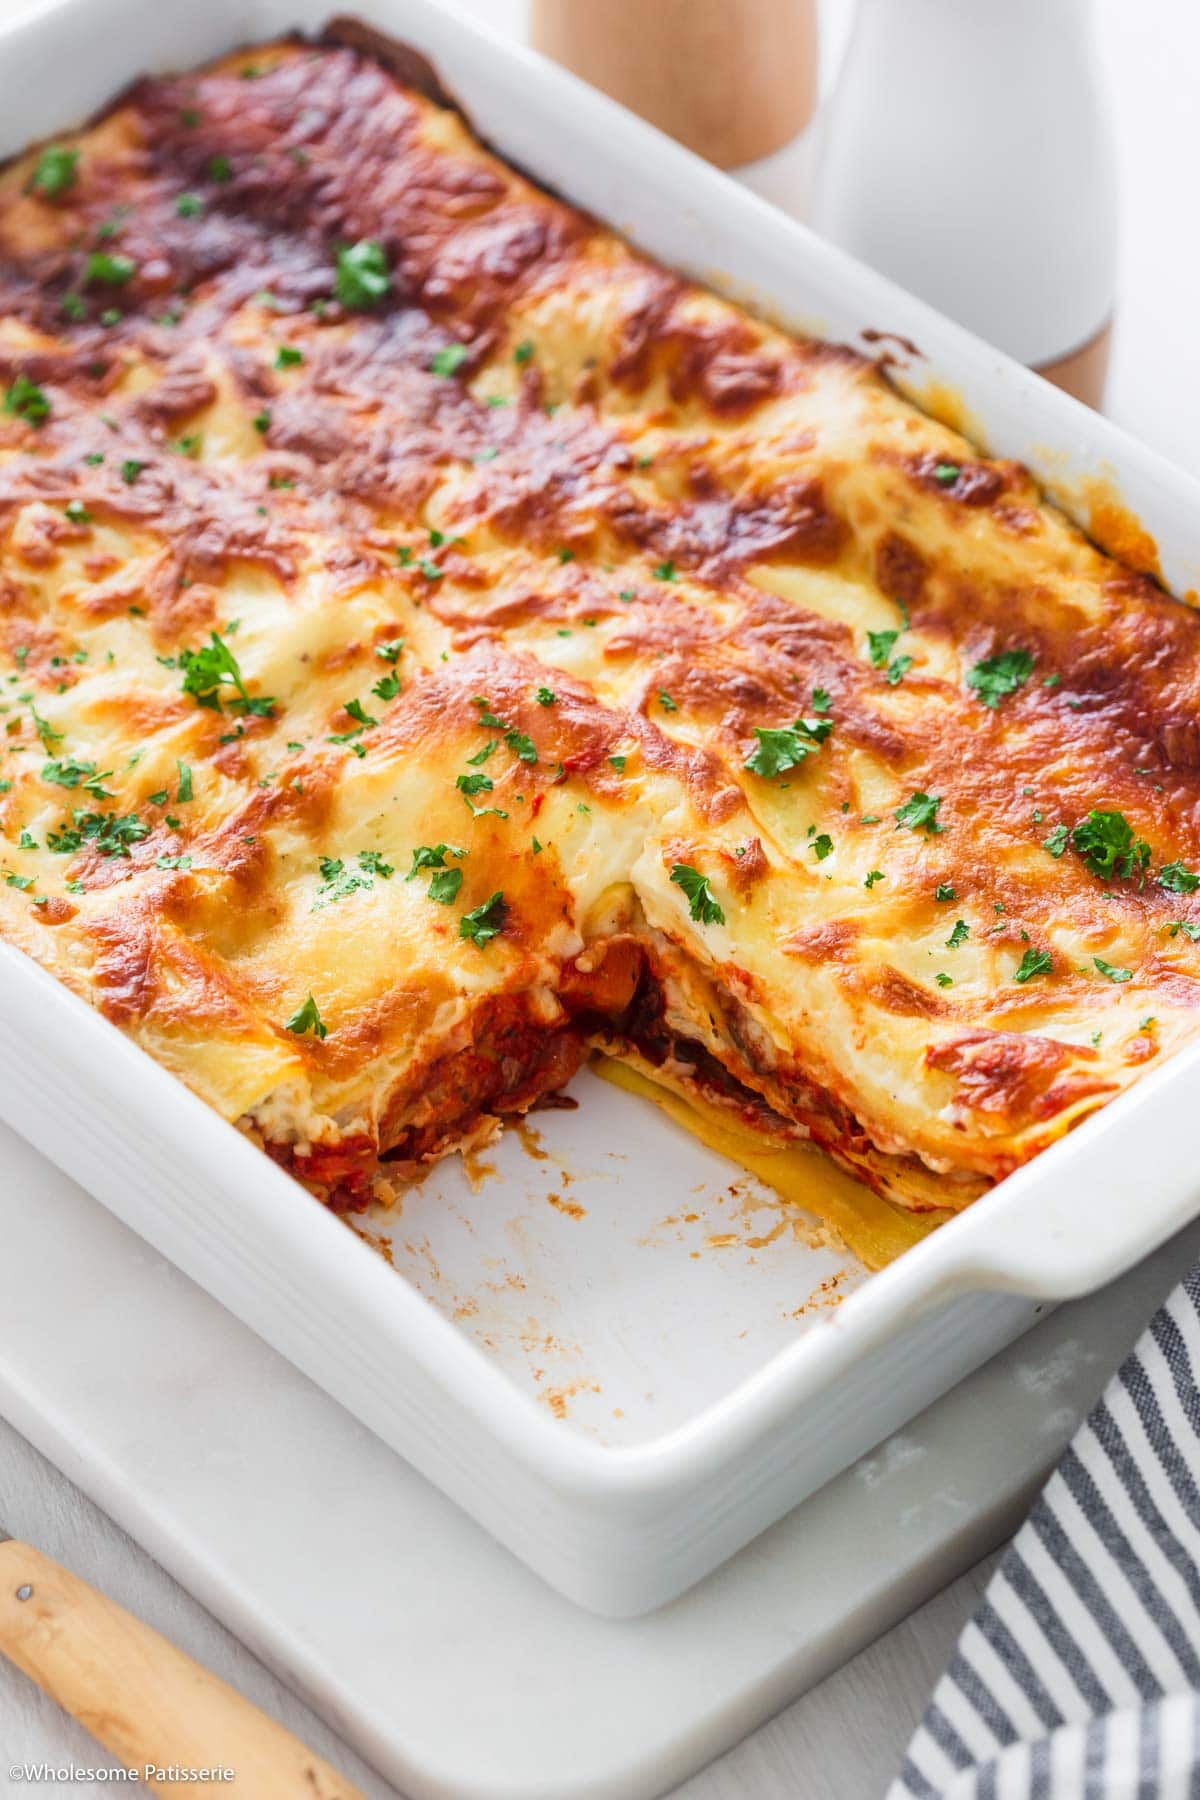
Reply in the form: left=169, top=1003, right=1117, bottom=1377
left=1, top=38, right=1198, bottom=1222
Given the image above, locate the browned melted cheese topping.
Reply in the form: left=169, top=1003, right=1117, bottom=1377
left=1, top=39, right=1198, bottom=1222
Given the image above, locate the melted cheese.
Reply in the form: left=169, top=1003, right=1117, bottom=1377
left=0, top=39, right=1197, bottom=1243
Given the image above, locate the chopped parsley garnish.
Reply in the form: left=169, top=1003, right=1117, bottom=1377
left=371, top=672, right=401, bottom=702
left=64, top=501, right=91, bottom=524
left=207, top=154, right=232, bottom=183
left=505, top=729, right=537, bottom=765
left=935, top=973, right=953, bottom=988
left=885, top=655, right=913, bottom=686
left=934, top=462, right=961, bottom=486
left=457, top=771, right=494, bottom=798
left=864, top=869, right=885, bottom=888
left=175, top=192, right=203, bottom=217
left=967, top=648, right=1036, bottom=709
left=335, top=240, right=390, bottom=310
left=1094, top=957, right=1133, bottom=984
left=513, top=340, right=534, bottom=364
left=744, top=714, right=832, bottom=779
left=28, top=705, right=61, bottom=752
left=418, top=559, right=444, bottom=580
left=407, top=843, right=466, bottom=881
left=176, top=761, right=193, bottom=803
left=1168, top=922, right=1200, bottom=943
left=459, top=891, right=508, bottom=945
left=609, top=754, right=627, bottom=773
left=653, top=561, right=677, bottom=582
left=946, top=918, right=969, bottom=949
left=375, top=638, right=404, bottom=663
left=314, top=851, right=390, bottom=906
left=343, top=698, right=377, bottom=729
left=48, top=809, right=149, bottom=858
left=468, top=740, right=497, bottom=767
left=275, top=345, right=304, bottom=368
left=61, top=293, right=86, bottom=321
left=811, top=687, right=832, bottom=714
left=179, top=629, right=274, bottom=717
left=1013, top=947, right=1053, bottom=984
left=557, top=547, right=575, bottom=564
left=5, top=873, right=33, bottom=891
left=535, top=687, right=556, bottom=706
left=1158, top=860, right=1200, bottom=895
left=428, top=866, right=463, bottom=904
left=84, top=251, right=136, bottom=286
left=155, top=853, right=192, bottom=871
left=811, top=833, right=834, bottom=862
left=30, top=146, right=79, bottom=198
left=1071, top=809, right=1149, bottom=882
left=252, top=409, right=271, bottom=435
left=867, top=629, right=899, bottom=668
left=1042, top=823, right=1070, bottom=857
left=670, top=863, right=725, bottom=926
left=430, top=341, right=470, bottom=378
left=894, top=791, right=943, bottom=834
left=285, top=992, right=327, bottom=1039
left=4, top=376, right=50, bottom=425
left=41, top=757, right=112, bottom=799
left=657, top=690, right=678, bottom=713
left=934, top=886, right=957, bottom=904
left=120, top=459, right=145, bottom=484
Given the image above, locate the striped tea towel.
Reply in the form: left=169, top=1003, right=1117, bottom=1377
left=891, top=1267, right=1200, bottom=1799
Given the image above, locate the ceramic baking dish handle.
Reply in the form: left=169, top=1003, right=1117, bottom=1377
left=930, top=1040, right=1200, bottom=1301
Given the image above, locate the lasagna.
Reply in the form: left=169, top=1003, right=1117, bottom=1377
left=0, top=36, right=1197, bottom=1260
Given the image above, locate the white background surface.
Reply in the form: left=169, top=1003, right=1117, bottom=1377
left=1, top=0, right=1199, bottom=1794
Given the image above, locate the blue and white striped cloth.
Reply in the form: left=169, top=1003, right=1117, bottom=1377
left=892, top=1269, right=1200, bottom=1799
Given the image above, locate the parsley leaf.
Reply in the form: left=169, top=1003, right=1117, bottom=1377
left=653, top=561, right=677, bottom=582
left=946, top=918, right=969, bottom=949
left=1158, top=860, right=1200, bottom=895
left=371, top=672, right=401, bottom=702
left=864, top=869, right=885, bottom=888
left=41, top=757, right=112, bottom=799
left=313, top=855, right=375, bottom=910
left=357, top=851, right=394, bottom=879
left=513, top=340, right=534, bottom=365
left=343, top=698, right=377, bottom=729
left=867, top=629, right=899, bottom=668
left=285, top=992, right=327, bottom=1039
left=744, top=715, right=832, bottom=779
left=1013, top=947, right=1053, bottom=983
left=4, top=376, right=50, bottom=425
left=504, top=728, right=538, bottom=765
left=670, top=862, right=725, bottom=926
left=457, top=771, right=493, bottom=798
left=430, top=342, right=470, bottom=378
left=811, top=687, right=832, bottom=714
left=175, top=192, right=203, bottom=217
left=535, top=687, right=556, bottom=706
left=811, top=833, right=834, bottom=862
left=934, top=882, right=956, bottom=901
left=176, top=761, right=193, bottom=803
left=967, top=648, right=1036, bottom=709
left=459, top=890, right=507, bottom=945
left=406, top=843, right=466, bottom=881
left=1072, top=810, right=1150, bottom=882
left=1094, top=956, right=1133, bottom=983
left=179, top=629, right=274, bottom=717
left=84, top=251, right=136, bottom=286
left=335, top=240, right=390, bottom=310
left=657, top=690, right=678, bottom=713
left=895, top=791, right=943, bottom=834
left=275, top=345, right=304, bottom=368
left=30, top=146, right=79, bottom=198
left=375, top=638, right=404, bottom=664
left=428, top=865, right=463, bottom=904
left=1042, top=823, right=1070, bottom=857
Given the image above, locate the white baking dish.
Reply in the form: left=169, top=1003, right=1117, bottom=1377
left=2, top=0, right=1199, bottom=1620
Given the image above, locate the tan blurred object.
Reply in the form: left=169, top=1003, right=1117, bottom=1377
left=1036, top=321, right=1113, bottom=411
left=529, top=0, right=818, bottom=169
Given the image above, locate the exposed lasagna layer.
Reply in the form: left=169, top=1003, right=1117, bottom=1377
left=1, top=39, right=1198, bottom=1231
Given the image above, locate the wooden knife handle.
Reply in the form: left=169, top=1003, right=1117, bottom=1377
left=0, top=1540, right=364, bottom=1797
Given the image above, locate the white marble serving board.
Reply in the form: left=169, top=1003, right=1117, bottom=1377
left=0, top=1113, right=1193, bottom=1799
